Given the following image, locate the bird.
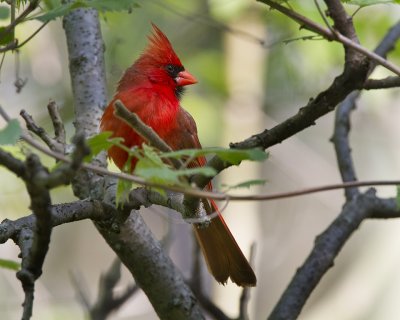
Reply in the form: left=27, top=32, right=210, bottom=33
left=100, top=24, right=256, bottom=287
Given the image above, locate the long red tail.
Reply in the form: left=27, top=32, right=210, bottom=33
left=193, top=200, right=256, bottom=287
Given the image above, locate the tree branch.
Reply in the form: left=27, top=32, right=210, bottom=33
left=364, top=76, right=400, bottom=90
left=0, top=147, right=26, bottom=178
left=17, top=154, right=53, bottom=320
left=0, top=199, right=115, bottom=245
left=257, top=0, right=400, bottom=75
left=90, top=258, right=138, bottom=320
left=47, top=100, right=66, bottom=151
left=331, top=91, right=360, bottom=200
left=96, top=210, right=205, bottom=319
left=268, top=17, right=400, bottom=320
left=268, top=190, right=399, bottom=320
left=62, top=6, right=205, bottom=319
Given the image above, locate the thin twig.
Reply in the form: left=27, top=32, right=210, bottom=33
left=20, top=109, right=60, bottom=152
left=47, top=100, right=66, bottom=149
left=314, top=0, right=333, bottom=33
left=90, top=258, right=138, bottom=320
left=1, top=22, right=50, bottom=53
left=70, top=271, right=92, bottom=311
left=14, top=22, right=49, bottom=50
left=239, top=243, right=256, bottom=320
left=0, top=0, right=40, bottom=40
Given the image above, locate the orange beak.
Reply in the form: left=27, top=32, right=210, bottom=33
left=176, top=70, right=197, bottom=86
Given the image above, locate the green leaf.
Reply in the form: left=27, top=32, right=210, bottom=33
left=135, top=165, right=216, bottom=183
left=33, top=0, right=139, bottom=22
left=0, top=26, right=13, bottom=46
left=86, top=0, right=139, bottom=12
left=116, top=177, right=132, bottom=207
left=141, top=143, right=165, bottom=167
left=0, top=258, right=20, bottom=271
left=42, top=0, right=61, bottom=10
left=213, top=148, right=268, bottom=165
left=33, top=2, right=82, bottom=22
left=396, top=186, right=400, bottom=209
left=0, top=119, right=21, bottom=145
left=134, top=157, right=176, bottom=184
left=342, top=0, right=395, bottom=7
left=85, top=131, right=124, bottom=162
left=163, top=147, right=268, bottom=165
left=15, top=0, right=29, bottom=9
left=0, top=6, right=10, bottom=20
left=222, top=179, right=266, bottom=191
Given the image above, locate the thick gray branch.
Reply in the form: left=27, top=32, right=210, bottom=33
left=63, top=5, right=107, bottom=198
left=97, top=211, right=204, bottom=320
left=0, top=200, right=114, bottom=245
left=62, top=7, right=204, bottom=319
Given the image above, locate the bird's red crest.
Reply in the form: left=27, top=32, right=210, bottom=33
left=143, top=23, right=182, bottom=67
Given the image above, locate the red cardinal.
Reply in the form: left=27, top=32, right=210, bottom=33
left=100, top=24, right=256, bottom=287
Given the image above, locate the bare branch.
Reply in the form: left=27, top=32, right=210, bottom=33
left=187, top=240, right=232, bottom=320
left=47, top=100, right=66, bottom=150
left=90, top=258, right=138, bottom=320
left=63, top=4, right=108, bottom=198
left=364, top=76, right=400, bottom=90
left=0, top=147, right=26, bottom=178
left=257, top=0, right=400, bottom=75
left=0, top=200, right=115, bottom=245
left=268, top=190, right=399, bottom=320
left=17, top=154, right=53, bottom=320
left=331, top=91, right=360, bottom=200
left=268, top=17, right=400, bottom=320
left=70, top=270, right=92, bottom=311
left=20, top=109, right=61, bottom=153
left=239, top=244, right=256, bottom=320
left=20, top=101, right=67, bottom=155
left=95, top=210, right=205, bottom=319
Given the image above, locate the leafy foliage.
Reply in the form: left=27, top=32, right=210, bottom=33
left=33, top=0, right=139, bottom=22
left=0, top=120, right=21, bottom=145
left=134, top=144, right=216, bottom=186
left=162, top=147, right=268, bottom=165
left=85, top=131, right=124, bottom=162
left=86, top=132, right=269, bottom=204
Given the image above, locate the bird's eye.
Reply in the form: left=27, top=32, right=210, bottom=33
left=166, top=64, right=175, bottom=73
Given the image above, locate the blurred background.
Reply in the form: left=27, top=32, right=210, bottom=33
left=1, top=0, right=400, bottom=319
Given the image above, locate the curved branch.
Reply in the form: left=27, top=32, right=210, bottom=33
left=331, top=91, right=360, bottom=200
left=268, top=190, right=399, bottom=319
